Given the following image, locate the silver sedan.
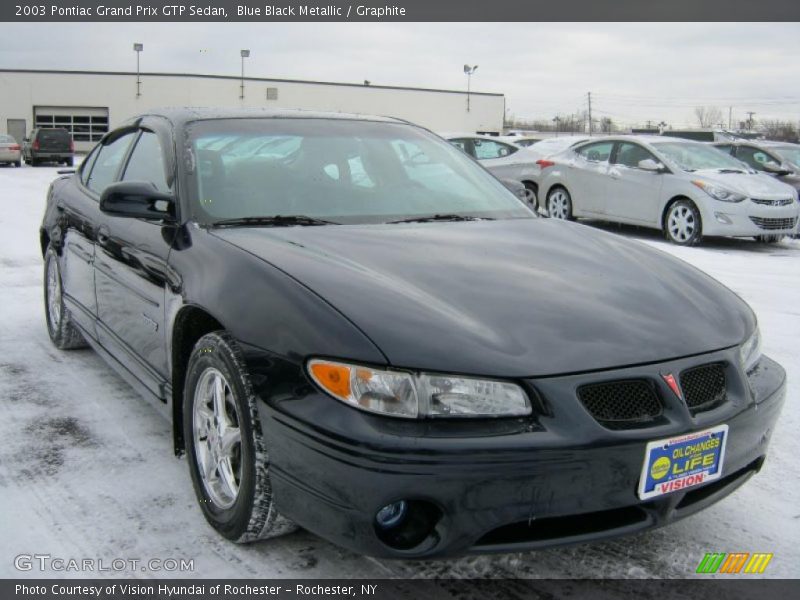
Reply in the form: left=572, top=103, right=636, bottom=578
left=0, top=134, right=22, bottom=167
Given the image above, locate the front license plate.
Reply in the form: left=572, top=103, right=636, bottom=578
left=637, top=424, right=728, bottom=500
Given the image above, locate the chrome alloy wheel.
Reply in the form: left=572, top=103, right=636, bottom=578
left=548, top=189, right=570, bottom=219
left=46, top=255, right=62, bottom=329
left=193, top=367, right=242, bottom=510
left=667, top=204, right=697, bottom=243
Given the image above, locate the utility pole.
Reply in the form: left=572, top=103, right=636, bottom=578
left=728, top=106, right=732, bottom=130
left=464, top=65, right=478, bottom=112
left=587, top=92, right=593, bottom=136
left=746, top=111, right=756, bottom=131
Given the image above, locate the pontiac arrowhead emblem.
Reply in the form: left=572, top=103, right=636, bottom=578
left=661, top=373, right=683, bottom=400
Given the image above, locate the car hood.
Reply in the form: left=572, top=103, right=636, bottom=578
left=212, top=219, right=753, bottom=377
left=692, top=169, right=797, bottom=198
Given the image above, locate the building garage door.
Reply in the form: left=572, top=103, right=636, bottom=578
left=33, top=106, right=109, bottom=152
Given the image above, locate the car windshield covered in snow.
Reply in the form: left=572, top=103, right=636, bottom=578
left=185, top=118, right=532, bottom=225
left=652, top=140, right=751, bottom=172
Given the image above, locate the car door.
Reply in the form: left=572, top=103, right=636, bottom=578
left=55, top=143, right=106, bottom=335
left=93, top=126, right=175, bottom=392
left=472, top=138, right=523, bottom=179
left=605, top=141, right=665, bottom=224
left=564, top=140, right=615, bottom=215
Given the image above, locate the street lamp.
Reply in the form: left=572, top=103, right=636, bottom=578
left=463, top=64, right=478, bottom=112
left=553, top=116, right=561, bottom=137
left=133, top=43, right=143, bottom=97
left=240, top=49, right=250, bottom=100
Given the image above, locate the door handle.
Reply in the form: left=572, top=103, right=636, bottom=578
left=97, top=226, right=110, bottom=244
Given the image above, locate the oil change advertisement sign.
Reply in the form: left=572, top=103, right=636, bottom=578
left=638, top=424, right=728, bottom=500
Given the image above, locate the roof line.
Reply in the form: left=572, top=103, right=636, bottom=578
left=0, top=68, right=505, bottom=97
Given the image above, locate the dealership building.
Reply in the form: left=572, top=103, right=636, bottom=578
left=0, top=69, right=505, bottom=151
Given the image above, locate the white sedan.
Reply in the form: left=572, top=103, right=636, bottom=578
left=442, top=134, right=541, bottom=197
left=538, top=135, right=799, bottom=245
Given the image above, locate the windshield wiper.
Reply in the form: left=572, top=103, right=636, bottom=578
left=388, top=214, right=494, bottom=224
left=716, top=168, right=747, bottom=174
left=211, top=215, right=339, bottom=228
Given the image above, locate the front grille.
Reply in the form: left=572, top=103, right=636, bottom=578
left=749, top=216, right=798, bottom=230
left=751, top=197, right=794, bottom=207
left=680, top=363, right=727, bottom=414
left=578, top=380, right=662, bottom=428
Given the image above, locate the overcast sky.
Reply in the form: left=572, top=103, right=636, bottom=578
left=2, top=22, right=799, bottom=128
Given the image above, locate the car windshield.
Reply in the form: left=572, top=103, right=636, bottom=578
left=771, top=144, right=800, bottom=167
left=184, top=118, right=532, bottom=225
left=651, top=141, right=748, bottom=171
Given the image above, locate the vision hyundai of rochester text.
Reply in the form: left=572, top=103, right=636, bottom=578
left=40, top=109, right=786, bottom=557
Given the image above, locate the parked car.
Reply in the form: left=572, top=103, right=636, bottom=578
left=538, top=135, right=799, bottom=245
left=443, top=133, right=541, bottom=197
left=713, top=140, right=800, bottom=193
left=41, top=109, right=785, bottom=558
left=23, top=127, right=74, bottom=166
left=0, top=134, right=22, bottom=167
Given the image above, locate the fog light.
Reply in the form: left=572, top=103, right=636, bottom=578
left=714, top=212, right=733, bottom=225
left=375, top=500, right=408, bottom=529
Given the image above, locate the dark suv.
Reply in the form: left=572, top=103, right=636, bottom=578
left=23, top=128, right=74, bottom=166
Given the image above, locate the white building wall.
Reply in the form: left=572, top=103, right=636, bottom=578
left=0, top=70, right=505, bottom=150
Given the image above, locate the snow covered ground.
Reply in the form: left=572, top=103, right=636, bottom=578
left=0, top=163, right=798, bottom=580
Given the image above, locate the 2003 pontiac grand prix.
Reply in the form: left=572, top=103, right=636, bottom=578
left=40, top=108, right=786, bottom=558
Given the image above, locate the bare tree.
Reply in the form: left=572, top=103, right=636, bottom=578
left=694, top=106, right=724, bottom=128
left=759, top=119, right=798, bottom=142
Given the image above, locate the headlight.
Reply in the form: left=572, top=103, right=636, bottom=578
left=692, top=180, right=747, bottom=203
left=740, top=327, right=762, bottom=373
left=307, top=359, right=530, bottom=419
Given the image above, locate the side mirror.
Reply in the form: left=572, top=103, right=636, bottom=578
left=638, top=158, right=664, bottom=172
left=761, top=161, right=792, bottom=176
left=100, top=181, right=176, bottom=222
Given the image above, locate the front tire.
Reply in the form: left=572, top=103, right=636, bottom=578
left=547, top=186, right=574, bottom=220
left=184, top=331, right=296, bottom=543
left=664, top=199, right=703, bottom=246
left=44, top=247, right=87, bottom=349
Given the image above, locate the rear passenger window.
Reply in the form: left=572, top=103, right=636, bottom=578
left=86, top=132, right=136, bottom=195
left=122, top=131, right=170, bottom=193
left=576, top=141, right=614, bottom=162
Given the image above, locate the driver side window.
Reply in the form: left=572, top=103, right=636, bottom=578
left=736, top=146, right=778, bottom=171
left=614, top=142, right=658, bottom=169
left=473, top=139, right=517, bottom=160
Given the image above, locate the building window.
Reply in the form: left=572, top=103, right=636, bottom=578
left=34, top=108, right=109, bottom=143
left=266, top=87, right=279, bottom=101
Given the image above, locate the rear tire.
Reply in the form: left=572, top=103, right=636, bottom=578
left=546, top=186, right=574, bottom=220
left=14, top=160, right=21, bottom=168
left=184, top=331, right=297, bottom=543
left=64, top=157, right=74, bottom=167
left=44, top=247, right=87, bottom=350
left=664, top=199, right=703, bottom=246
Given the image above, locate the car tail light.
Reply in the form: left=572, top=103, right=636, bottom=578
left=9, top=144, right=20, bottom=151
left=536, top=159, right=556, bottom=169
left=69, top=139, right=74, bottom=152
left=33, top=140, right=40, bottom=151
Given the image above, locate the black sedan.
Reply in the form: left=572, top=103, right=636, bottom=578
left=40, top=108, right=786, bottom=558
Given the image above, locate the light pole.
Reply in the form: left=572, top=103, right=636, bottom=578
left=463, top=64, right=478, bottom=112
left=133, top=43, right=143, bottom=97
left=553, top=116, right=561, bottom=137
left=240, top=49, right=250, bottom=100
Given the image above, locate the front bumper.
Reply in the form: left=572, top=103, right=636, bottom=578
left=700, top=198, right=799, bottom=237
left=252, top=349, right=786, bottom=558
